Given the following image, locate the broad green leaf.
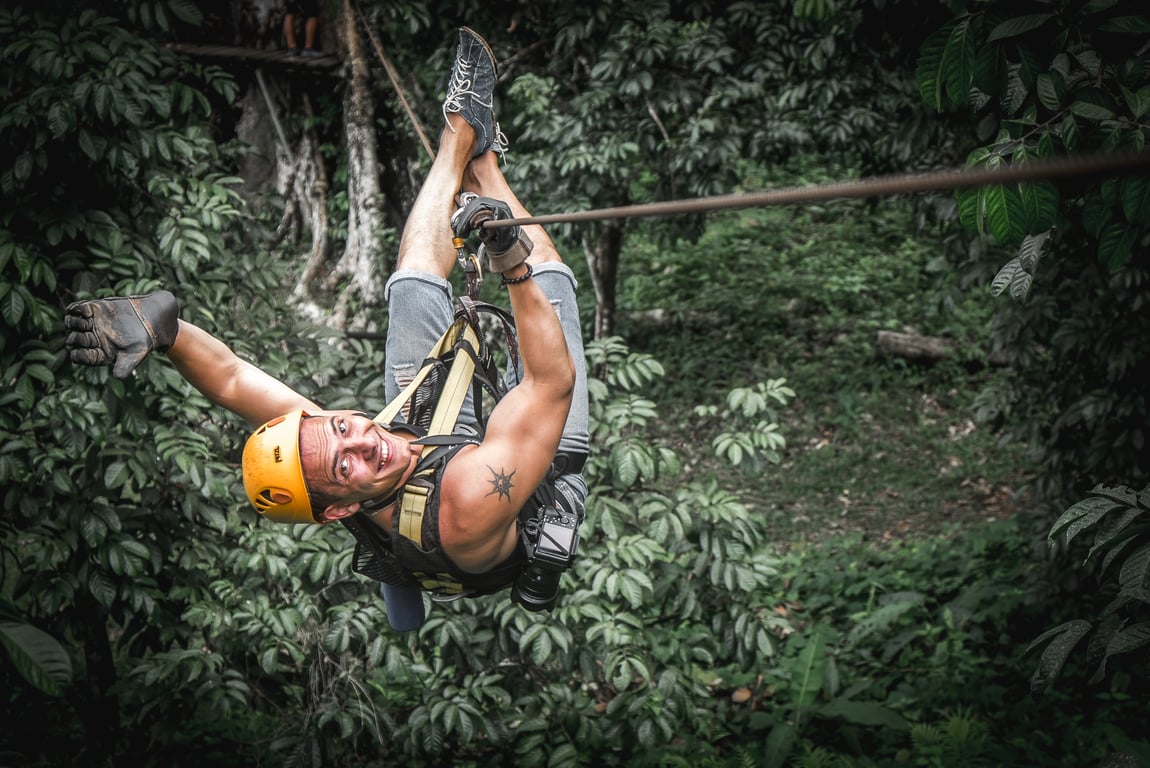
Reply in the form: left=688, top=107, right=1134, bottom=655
left=1117, top=543, right=1150, bottom=590
left=0, top=621, right=73, bottom=696
left=1019, top=181, right=1059, bottom=233
left=942, top=18, right=975, bottom=109
left=103, top=461, right=129, bottom=489
left=1, top=285, right=26, bottom=325
left=1082, top=191, right=1112, bottom=238
left=1085, top=507, right=1146, bottom=564
left=1105, top=621, right=1150, bottom=657
left=985, top=184, right=1026, bottom=244
left=1017, top=231, right=1050, bottom=273
left=956, top=188, right=984, bottom=234
left=1121, top=84, right=1150, bottom=120
left=1036, top=72, right=1063, bottom=111
left=88, top=568, right=116, bottom=608
left=1070, top=88, right=1117, bottom=120
left=1121, top=175, right=1150, bottom=222
left=763, top=722, right=797, bottom=768
left=793, top=630, right=826, bottom=709
left=819, top=699, right=910, bottom=729
left=987, top=14, right=1053, bottom=42
left=1027, top=619, right=1092, bottom=690
left=1097, top=221, right=1136, bottom=270
left=916, top=22, right=951, bottom=109
left=1097, top=16, right=1150, bottom=34
left=991, top=258, right=1021, bottom=298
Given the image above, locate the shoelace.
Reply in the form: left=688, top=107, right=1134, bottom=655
left=442, top=57, right=494, bottom=125
left=442, top=55, right=504, bottom=158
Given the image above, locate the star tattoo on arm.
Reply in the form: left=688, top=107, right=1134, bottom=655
left=486, top=465, right=516, bottom=502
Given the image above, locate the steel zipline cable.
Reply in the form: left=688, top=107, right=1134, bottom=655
left=480, top=151, right=1150, bottom=230
left=348, top=7, right=1147, bottom=233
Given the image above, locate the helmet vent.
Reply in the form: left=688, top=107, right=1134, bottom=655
left=257, top=488, right=294, bottom=508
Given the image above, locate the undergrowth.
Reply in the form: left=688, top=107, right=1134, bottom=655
left=614, top=165, right=1032, bottom=546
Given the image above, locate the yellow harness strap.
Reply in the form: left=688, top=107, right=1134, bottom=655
left=373, top=317, right=482, bottom=551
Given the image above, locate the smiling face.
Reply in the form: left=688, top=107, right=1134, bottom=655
left=297, top=411, right=416, bottom=515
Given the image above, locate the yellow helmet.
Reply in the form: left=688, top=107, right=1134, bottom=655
left=242, top=410, right=317, bottom=524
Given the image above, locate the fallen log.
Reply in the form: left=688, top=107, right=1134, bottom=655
left=876, top=330, right=1008, bottom=366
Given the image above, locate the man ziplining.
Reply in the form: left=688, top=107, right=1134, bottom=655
left=64, top=27, right=590, bottom=633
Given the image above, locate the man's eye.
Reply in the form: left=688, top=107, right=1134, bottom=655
left=340, top=458, right=349, bottom=476
left=338, top=420, right=347, bottom=434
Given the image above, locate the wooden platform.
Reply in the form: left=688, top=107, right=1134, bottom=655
left=167, top=43, right=341, bottom=75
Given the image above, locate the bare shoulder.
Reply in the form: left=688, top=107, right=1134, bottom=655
left=437, top=444, right=528, bottom=573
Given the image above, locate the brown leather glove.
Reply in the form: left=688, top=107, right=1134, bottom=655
left=451, top=195, right=533, bottom=273
left=64, top=291, right=179, bottom=379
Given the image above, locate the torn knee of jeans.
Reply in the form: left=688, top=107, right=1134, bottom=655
left=392, top=364, right=415, bottom=391
left=391, top=363, right=416, bottom=421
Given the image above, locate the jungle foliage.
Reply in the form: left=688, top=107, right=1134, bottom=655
left=0, top=0, right=1148, bottom=767
left=914, top=0, right=1150, bottom=499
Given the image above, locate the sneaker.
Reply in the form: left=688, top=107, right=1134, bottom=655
left=442, top=27, right=498, bottom=158
left=286, top=47, right=300, bottom=56
left=301, top=48, right=323, bottom=58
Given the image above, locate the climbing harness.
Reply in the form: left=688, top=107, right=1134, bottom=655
left=337, top=291, right=583, bottom=612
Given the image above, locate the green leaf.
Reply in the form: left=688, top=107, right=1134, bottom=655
left=1019, top=182, right=1059, bottom=233
left=1, top=286, right=26, bottom=325
left=1097, top=16, right=1150, bottom=34
left=987, top=14, right=1053, bottom=42
left=1049, top=496, right=1121, bottom=545
left=1082, top=191, right=1112, bottom=238
left=0, top=621, right=73, bottom=697
left=985, top=184, right=1026, bottom=244
left=104, top=461, right=129, bottom=489
left=1070, top=89, right=1117, bottom=120
left=1105, top=621, right=1150, bottom=657
left=956, top=188, right=985, bottom=234
left=1017, top=231, right=1050, bottom=273
left=818, top=700, right=910, bottom=729
left=1121, top=84, right=1150, bottom=119
left=1097, top=221, right=1136, bottom=271
left=88, top=568, right=116, bottom=608
left=916, top=22, right=951, bottom=110
left=763, top=722, right=797, bottom=768
left=169, top=0, right=204, bottom=25
left=1117, top=543, right=1150, bottom=590
left=1121, top=175, right=1150, bottom=222
left=1036, top=72, right=1064, bottom=111
left=792, top=630, right=826, bottom=710
left=1027, top=619, right=1091, bottom=690
left=1085, top=507, right=1145, bottom=564
left=941, top=18, right=975, bottom=109
left=991, top=258, right=1022, bottom=298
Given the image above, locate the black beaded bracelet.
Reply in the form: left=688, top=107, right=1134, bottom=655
left=499, top=263, right=533, bottom=289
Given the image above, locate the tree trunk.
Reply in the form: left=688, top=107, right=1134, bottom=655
left=288, top=93, right=333, bottom=324
left=875, top=330, right=1008, bottom=366
left=582, top=221, right=623, bottom=340
left=324, top=0, right=383, bottom=331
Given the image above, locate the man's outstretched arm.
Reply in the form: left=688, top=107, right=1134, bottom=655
left=167, top=320, right=319, bottom=427
left=65, top=291, right=317, bottom=427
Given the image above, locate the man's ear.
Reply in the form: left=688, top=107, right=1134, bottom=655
left=318, top=502, right=361, bottom=523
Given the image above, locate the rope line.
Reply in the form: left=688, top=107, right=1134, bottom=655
left=353, top=3, right=436, bottom=161
left=482, top=151, right=1150, bottom=229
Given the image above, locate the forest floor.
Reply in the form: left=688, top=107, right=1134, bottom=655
left=658, top=364, right=1038, bottom=552
left=619, top=187, right=1043, bottom=552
